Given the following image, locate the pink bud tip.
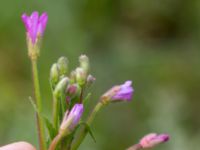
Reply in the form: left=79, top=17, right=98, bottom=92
left=139, top=133, right=170, bottom=148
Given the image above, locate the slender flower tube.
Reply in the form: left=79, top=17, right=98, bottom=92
left=60, top=104, right=84, bottom=136
left=101, top=80, right=134, bottom=104
left=139, top=133, right=170, bottom=149
left=22, top=11, right=48, bottom=60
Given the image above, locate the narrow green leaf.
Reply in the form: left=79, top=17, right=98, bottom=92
left=44, top=117, right=57, bottom=140
left=79, top=122, right=96, bottom=142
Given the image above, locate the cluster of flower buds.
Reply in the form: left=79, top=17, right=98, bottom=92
left=49, top=54, right=95, bottom=137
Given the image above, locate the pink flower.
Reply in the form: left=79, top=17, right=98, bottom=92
left=60, top=104, right=84, bottom=133
left=102, top=80, right=134, bottom=103
left=139, top=133, right=170, bottom=148
left=21, top=11, right=48, bottom=44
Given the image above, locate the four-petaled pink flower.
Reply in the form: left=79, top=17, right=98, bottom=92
left=21, top=11, right=48, bottom=44
left=139, top=133, right=170, bottom=149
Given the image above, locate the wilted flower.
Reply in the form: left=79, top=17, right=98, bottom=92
left=22, top=11, right=48, bottom=44
left=139, top=133, right=170, bottom=149
left=101, top=81, right=134, bottom=103
left=60, top=104, right=84, bottom=135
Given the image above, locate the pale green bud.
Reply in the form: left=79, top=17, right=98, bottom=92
left=54, top=77, right=69, bottom=98
left=50, top=63, right=59, bottom=89
left=79, top=55, right=89, bottom=73
left=57, top=56, right=69, bottom=77
left=75, top=67, right=87, bottom=86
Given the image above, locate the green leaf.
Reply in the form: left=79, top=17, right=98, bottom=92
left=83, top=93, right=91, bottom=106
left=79, top=122, right=96, bottom=143
left=44, top=117, right=57, bottom=140
left=29, top=96, right=57, bottom=140
left=29, top=96, right=39, bottom=113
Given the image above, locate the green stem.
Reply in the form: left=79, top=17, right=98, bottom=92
left=71, top=102, right=104, bottom=150
left=31, top=59, right=46, bottom=150
left=53, top=95, right=59, bottom=131
left=126, top=144, right=142, bottom=150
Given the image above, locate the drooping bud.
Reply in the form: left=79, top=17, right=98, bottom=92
left=101, top=80, right=134, bottom=104
left=75, top=67, right=87, bottom=86
left=87, top=74, right=96, bottom=87
left=54, top=77, right=69, bottom=98
left=60, top=104, right=84, bottom=136
left=79, top=55, right=89, bottom=73
left=139, top=133, right=170, bottom=149
left=50, top=63, right=60, bottom=89
left=57, top=56, right=69, bottom=77
left=21, top=11, right=48, bottom=60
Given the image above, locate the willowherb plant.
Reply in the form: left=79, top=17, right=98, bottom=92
left=21, top=11, right=170, bottom=150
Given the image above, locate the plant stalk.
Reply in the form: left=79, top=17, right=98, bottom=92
left=31, top=59, right=46, bottom=150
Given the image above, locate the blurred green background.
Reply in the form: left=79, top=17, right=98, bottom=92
left=0, top=0, right=200, bottom=150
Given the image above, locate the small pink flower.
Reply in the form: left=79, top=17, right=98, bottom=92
left=60, top=104, right=84, bottom=133
left=102, top=80, right=134, bottom=103
left=139, top=133, right=170, bottom=148
left=22, top=11, right=48, bottom=44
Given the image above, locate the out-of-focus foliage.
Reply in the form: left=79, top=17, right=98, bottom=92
left=0, top=0, right=200, bottom=150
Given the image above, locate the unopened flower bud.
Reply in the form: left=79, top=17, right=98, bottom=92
left=60, top=104, right=84, bottom=136
left=50, top=63, right=59, bottom=88
left=87, top=74, right=96, bottom=86
left=139, top=133, right=170, bottom=149
left=66, top=84, right=81, bottom=97
left=75, top=67, right=87, bottom=86
left=70, top=71, right=76, bottom=83
left=79, top=55, right=89, bottom=73
left=54, top=77, right=69, bottom=98
left=57, top=56, right=69, bottom=77
left=101, top=80, right=134, bottom=104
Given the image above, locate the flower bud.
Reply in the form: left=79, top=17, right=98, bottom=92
left=57, top=56, right=69, bottom=77
left=79, top=55, right=89, bottom=73
left=66, top=84, right=81, bottom=97
left=69, top=71, right=76, bottom=83
left=139, top=133, right=170, bottom=149
left=54, top=77, right=69, bottom=98
left=50, top=63, right=59, bottom=88
left=75, top=67, right=87, bottom=86
left=87, top=74, right=96, bottom=87
left=101, top=81, right=134, bottom=104
left=60, top=104, right=84, bottom=136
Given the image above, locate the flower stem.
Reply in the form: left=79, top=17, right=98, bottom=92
left=53, top=95, right=59, bottom=131
left=126, top=144, right=142, bottom=150
left=31, top=59, right=46, bottom=150
left=71, top=102, right=104, bottom=150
